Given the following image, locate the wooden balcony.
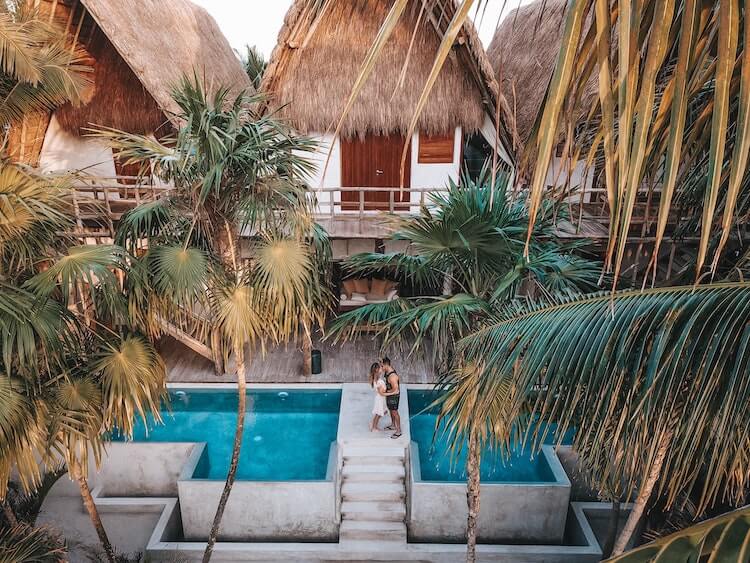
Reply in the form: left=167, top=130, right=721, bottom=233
left=68, top=178, right=691, bottom=247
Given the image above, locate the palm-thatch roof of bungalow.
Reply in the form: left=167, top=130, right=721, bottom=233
left=8, top=0, right=250, bottom=165
left=487, top=0, right=597, bottom=145
left=261, top=0, right=517, bottom=157
left=59, top=0, right=251, bottom=132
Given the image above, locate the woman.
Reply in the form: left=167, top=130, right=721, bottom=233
left=369, top=362, right=387, bottom=432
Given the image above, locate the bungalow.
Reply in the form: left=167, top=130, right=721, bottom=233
left=7, top=0, right=250, bottom=178
left=261, top=0, right=517, bottom=244
left=488, top=0, right=597, bottom=201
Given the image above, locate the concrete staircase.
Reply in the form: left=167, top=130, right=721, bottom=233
left=340, top=445, right=407, bottom=545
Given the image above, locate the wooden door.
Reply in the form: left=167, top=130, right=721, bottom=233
left=340, top=133, right=411, bottom=211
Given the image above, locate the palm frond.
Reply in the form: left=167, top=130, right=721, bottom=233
left=26, top=245, right=126, bottom=317
left=0, top=522, right=66, bottom=562
left=114, top=199, right=176, bottom=253
left=606, top=504, right=750, bottom=562
left=242, top=44, right=266, bottom=90
left=147, top=245, right=209, bottom=302
left=211, top=282, right=269, bottom=350
left=0, top=376, right=46, bottom=498
left=0, top=282, right=73, bottom=377
left=459, top=283, right=750, bottom=512
left=0, top=161, right=71, bottom=272
left=94, top=335, right=166, bottom=439
left=527, top=0, right=750, bottom=284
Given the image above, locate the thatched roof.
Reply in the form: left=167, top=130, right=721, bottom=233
left=78, top=0, right=250, bottom=118
left=262, top=0, right=516, bottom=151
left=487, top=0, right=596, bottom=144
left=9, top=0, right=250, bottom=164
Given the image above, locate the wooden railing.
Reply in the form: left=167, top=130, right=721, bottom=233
left=313, top=186, right=440, bottom=217
left=69, top=179, right=685, bottom=243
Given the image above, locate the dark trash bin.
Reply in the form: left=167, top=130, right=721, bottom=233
left=311, top=349, right=322, bottom=375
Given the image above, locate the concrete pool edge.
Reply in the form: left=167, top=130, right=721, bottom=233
left=408, top=444, right=572, bottom=544
left=92, top=490, right=627, bottom=562
left=110, top=385, right=344, bottom=542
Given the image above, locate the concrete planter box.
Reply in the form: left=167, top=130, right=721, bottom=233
left=177, top=442, right=340, bottom=542
left=408, top=444, right=571, bottom=543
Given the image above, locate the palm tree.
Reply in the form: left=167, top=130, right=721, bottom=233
left=0, top=161, right=167, bottom=563
left=96, top=76, right=332, bottom=562
left=456, top=283, right=750, bottom=556
left=0, top=0, right=91, bottom=127
left=329, top=170, right=602, bottom=562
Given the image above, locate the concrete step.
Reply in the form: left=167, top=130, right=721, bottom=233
left=343, top=446, right=405, bottom=466
left=341, top=500, right=406, bottom=522
left=335, top=539, right=406, bottom=551
left=342, top=464, right=405, bottom=482
left=340, top=520, right=407, bottom=542
left=341, top=482, right=405, bottom=502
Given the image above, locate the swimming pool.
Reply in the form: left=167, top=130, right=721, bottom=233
left=116, top=388, right=341, bottom=481
left=409, top=390, right=570, bottom=483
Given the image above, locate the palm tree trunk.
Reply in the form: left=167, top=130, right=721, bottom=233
left=210, top=328, right=224, bottom=376
left=202, top=343, right=247, bottom=563
left=302, top=322, right=312, bottom=377
left=74, top=469, right=115, bottom=563
left=612, top=433, right=671, bottom=555
left=1, top=499, right=18, bottom=526
left=466, top=429, right=481, bottom=563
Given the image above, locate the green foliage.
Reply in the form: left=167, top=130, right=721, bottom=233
left=330, top=169, right=602, bottom=367
left=0, top=1, right=91, bottom=125
left=241, top=45, right=266, bottom=90
left=0, top=523, right=66, bottom=562
left=459, top=283, right=750, bottom=513
left=606, top=505, right=750, bottom=562
left=0, top=161, right=167, bottom=499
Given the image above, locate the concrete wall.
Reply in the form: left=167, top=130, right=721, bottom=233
left=144, top=500, right=613, bottom=562
left=177, top=442, right=339, bottom=542
left=408, top=445, right=571, bottom=544
left=544, top=155, right=595, bottom=202
left=97, top=442, right=200, bottom=497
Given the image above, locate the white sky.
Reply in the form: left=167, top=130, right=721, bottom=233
left=193, top=0, right=538, bottom=58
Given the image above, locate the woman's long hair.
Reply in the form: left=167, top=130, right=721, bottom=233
left=368, top=362, right=381, bottom=388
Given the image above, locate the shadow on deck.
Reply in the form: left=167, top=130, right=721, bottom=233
left=160, top=335, right=436, bottom=384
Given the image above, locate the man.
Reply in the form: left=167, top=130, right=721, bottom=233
left=381, top=356, right=401, bottom=439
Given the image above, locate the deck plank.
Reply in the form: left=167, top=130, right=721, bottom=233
left=161, top=336, right=436, bottom=384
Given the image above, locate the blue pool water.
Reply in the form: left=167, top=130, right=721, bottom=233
left=115, top=389, right=341, bottom=481
left=409, top=390, right=571, bottom=483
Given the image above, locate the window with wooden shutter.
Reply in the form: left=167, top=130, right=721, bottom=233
left=417, top=132, right=455, bottom=164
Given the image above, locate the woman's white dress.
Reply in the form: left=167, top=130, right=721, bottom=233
left=372, top=378, right=388, bottom=416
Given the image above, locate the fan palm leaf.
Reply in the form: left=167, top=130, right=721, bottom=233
left=0, top=283, right=74, bottom=377
left=0, top=161, right=71, bottom=272
left=211, top=282, right=269, bottom=353
left=46, top=375, right=104, bottom=477
left=0, top=376, right=46, bottom=498
left=94, top=336, right=166, bottom=439
left=147, top=245, right=209, bottom=303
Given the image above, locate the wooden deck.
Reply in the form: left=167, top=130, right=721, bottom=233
left=161, top=335, right=437, bottom=384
